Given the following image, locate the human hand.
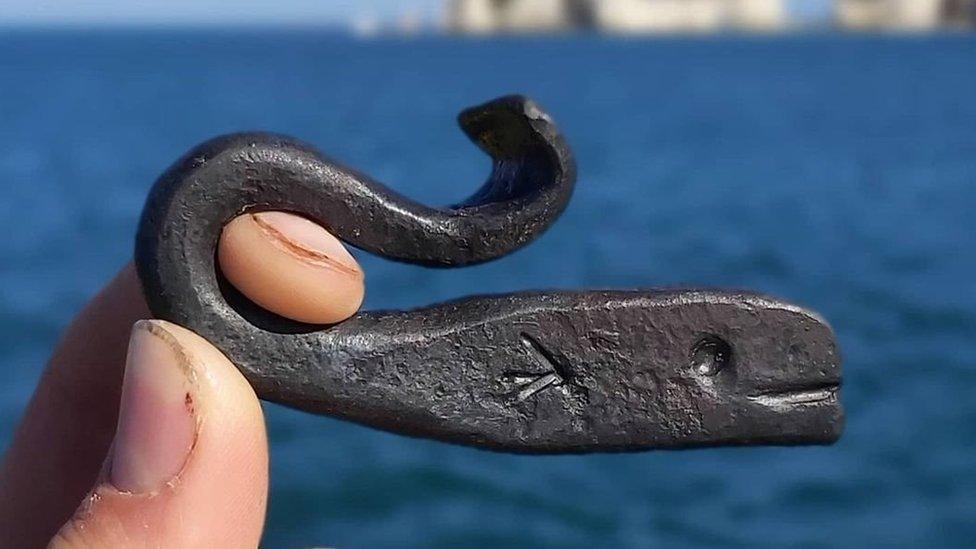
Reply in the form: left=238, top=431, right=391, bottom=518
left=0, top=212, right=365, bottom=547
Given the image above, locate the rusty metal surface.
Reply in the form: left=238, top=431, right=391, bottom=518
left=135, top=95, right=842, bottom=453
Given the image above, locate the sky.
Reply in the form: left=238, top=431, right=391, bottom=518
left=0, top=0, right=832, bottom=28
left=0, top=0, right=443, bottom=27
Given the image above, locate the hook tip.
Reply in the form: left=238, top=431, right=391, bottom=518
left=457, top=95, right=559, bottom=159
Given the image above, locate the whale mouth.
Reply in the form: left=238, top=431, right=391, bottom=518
left=748, top=383, right=840, bottom=407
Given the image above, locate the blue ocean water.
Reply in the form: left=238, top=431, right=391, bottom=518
left=1, top=31, right=974, bottom=547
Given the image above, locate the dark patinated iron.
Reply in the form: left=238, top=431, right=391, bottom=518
left=135, top=95, right=843, bottom=453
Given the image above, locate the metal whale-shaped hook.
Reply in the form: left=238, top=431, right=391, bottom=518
left=135, top=95, right=843, bottom=453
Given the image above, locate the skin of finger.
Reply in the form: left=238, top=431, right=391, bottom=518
left=50, top=321, right=269, bottom=548
left=218, top=213, right=365, bottom=325
left=1, top=213, right=363, bottom=546
left=0, top=264, right=149, bottom=547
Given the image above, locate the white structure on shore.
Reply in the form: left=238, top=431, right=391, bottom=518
left=728, top=0, right=789, bottom=30
left=445, top=0, right=976, bottom=34
left=446, top=0, right=590, bottom=34
left=590, top=0, right=788, bottom=33
left=835, top=0, right=944, bottom=30
left=446, top=0, right=790, bottom=34
left=589, top=0, right=724, bottom=33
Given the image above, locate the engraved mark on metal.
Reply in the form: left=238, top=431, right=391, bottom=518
left=135, top=94, right=844, bottom=453
left=509, top=333, right=566, bottom=402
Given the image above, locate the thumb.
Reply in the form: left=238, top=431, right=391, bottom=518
left=50, top=320, right=268, bottom=548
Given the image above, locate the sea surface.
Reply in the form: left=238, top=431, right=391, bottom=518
left=1, top=31, right=974, bottom=547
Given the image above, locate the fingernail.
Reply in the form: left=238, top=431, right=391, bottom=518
left=251, top=212, right=361, bottom=276
left=110, top=320, right=197, bottom=493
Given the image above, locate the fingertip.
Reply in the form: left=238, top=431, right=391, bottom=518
left=51, top=320, right=268, bottom=548
left=218, top=211, right=365, bottom=324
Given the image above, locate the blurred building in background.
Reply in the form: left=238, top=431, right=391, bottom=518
left=834, top=0, right=969, bottom=30
left=589, top=0, right=788, bottom=33
left=445, top=0, right=976, bottom=34
left=446, top=0, right=789, bottom=33
left=446, top=0, right=593, bottom=33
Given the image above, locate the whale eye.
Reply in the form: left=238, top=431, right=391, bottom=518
left=691, top=335, right=732, bottom=377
